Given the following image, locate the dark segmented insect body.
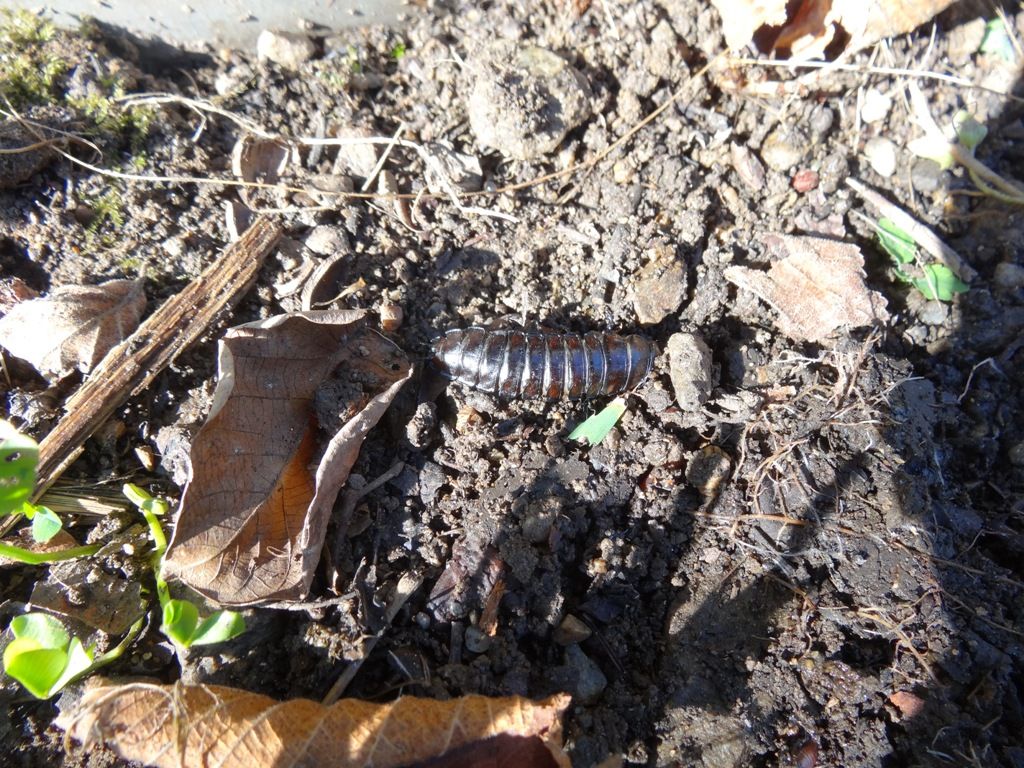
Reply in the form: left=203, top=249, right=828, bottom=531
left=431, top=328, right=656, bottom=399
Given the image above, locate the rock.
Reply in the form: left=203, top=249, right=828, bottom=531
left=561, top=645, right=607, bottom=704
left=916, top=300, right=949, bottom=327
left=808, top=104, right=834, bottom=142
left=994, top=262, right=1024, bottom=291
left=864, top=136, right=897, bottom=177
left=666, top=332, right=714, bottom=411
left=419, top=461, right=446, bottom=505
left=947, top=18, right=987, bottom=65
left=647, top=20, right=679, bottom=78
left=632, top=245, right=688, bottom=324
left=761, top=127, right=806, bottom=172
left=304, top=225, right=348, bottom=256
left=730, top=144, right=766, bottom=190
left=911, top=158, right=943, bottom=193
left=1008, top=441, right=1024, bottom=467
left=463, top=626, right=492, bottom=654
left=406, top=402, right=437, bottom=449
left=256, top=30, right=317, bottom=68
left=860, top=88, right=892, bottom=124
left=466, top=41, right=592, bottom=160
left=553, top=615, right=592, bottom=645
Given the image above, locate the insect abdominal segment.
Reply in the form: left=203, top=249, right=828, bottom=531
left=432, top=328, right=655, bottom=399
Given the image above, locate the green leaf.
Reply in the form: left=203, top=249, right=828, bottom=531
left=907, top=136, right=955, bottom=170
left=390, top=42, right=407, bottom=59
left=122, top=483, right=168, bottom=517
left=0, top=420, right=38, bottom=516
left=49, top=637, right=94, bottom=692
left=953, top=110, right=988, bottom=152
left=912, top=264, right=969, bottom=301
left=568, top=398, right=628, bottom=445
left=877, top=218, right=917, bottom=265
left=189, top=610, right=246, bottom=646
left=162, top=599, right=199, bottom=647
left=30, top=505, right=62, bottom=542
left=980, top=19, right=1015, bottom=62
left=3, top=638, right=69, bottom=698
left=11, top=613, right=69, bottom=648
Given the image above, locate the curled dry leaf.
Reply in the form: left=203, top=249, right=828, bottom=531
left=0, top=278, right=145, bottom=380
left=711, top=0, right=958, bottom=59
left=724, top=234, right=890, bottom=343
left=163, top=310, right=412, bottom=606
left=59, top=682, right=572, bottom=768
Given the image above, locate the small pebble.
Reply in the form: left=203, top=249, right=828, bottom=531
left=666, top=332, right=714, bottom=411
left=808, top=105, right=834, bottom=142
left=379, top=301, right=403, bottom=332
left=761, top=127, right=806, bottom=172
left=860, top=88, right=892, bottom=124
left=947, top=17, right=987, bottom=65
left=791, top=169, right=819, bottom=193
left=910, top=158, right=943, bottom=193
left=864, top=136, right=897, bottom=178
left=994, top=262, right=1024, bottom=291
left=553, top=615, right=592, bottom=645
left=730, top=143, right=766, bottom=190
left=1008, top=441, right=1024, bottom=467
left=304, top=225, right=348, bottom=256
left=916, top=300, right=949, bottom=327
left=632, top=245, right=688, bottom=324
left=256, top=30, right=317, bottom=68
left=464, top=626, right=492, bottom=654
left=563, top=646, right=607, bottom=704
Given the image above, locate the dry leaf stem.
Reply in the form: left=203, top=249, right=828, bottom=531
left=845, top=177, right=976, bottom=282
left=34, top=217, right=282, bottom=495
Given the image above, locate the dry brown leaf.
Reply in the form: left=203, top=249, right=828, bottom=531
left=724, top=234, right=890, bottom=343
left=0, top=278, right=145, bottom=380
left=711, top=0, right=958, bottom=58
left=163, top=310, right=411, bottom=606
left=59, top=682, right=572, bottom=768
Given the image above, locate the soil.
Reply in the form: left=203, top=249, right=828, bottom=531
left=2, top=2, right=1023, bottom=767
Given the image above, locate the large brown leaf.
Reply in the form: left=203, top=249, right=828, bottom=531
left=0, top=278, right=145, bottom=379
left=711, top=0, right=958, bottom=59
left=163, top=310, right=411, bottom=605
left=724, top=234, right=890, bottom=344
left=59, top=682, right=572, bottom=768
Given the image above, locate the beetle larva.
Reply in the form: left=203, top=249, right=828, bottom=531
left=431, top=328, right=656, bottom=399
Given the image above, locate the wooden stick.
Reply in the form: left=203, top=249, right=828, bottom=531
left=33, top=216, right=281, bottom=496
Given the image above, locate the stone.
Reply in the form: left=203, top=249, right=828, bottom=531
left=947, top=18, right=987, bottom=65
left=304, top=225, right=348, bottom=256
left=911, top=158, right=943, bottom=193
left=256, top=30, right=317, bottom=68
left=632, top=245, right=688, bottom=324
left=864, top=136, right=897, bottom=177
left=761, top=127, right=806, bottom=172
left=994, top=262, right=1024, bottom=291
left=466, top=41, right=592, bottom=160
left=860, top=88, right=892, bottom=124
left=562, top=645, right=607, bottom=704
left=666, top=332, right=714, bottom=411
left=553, top=615, right=592, bottom=645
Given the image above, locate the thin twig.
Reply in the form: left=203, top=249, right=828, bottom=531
left=846, top=176, right=977, bottom=282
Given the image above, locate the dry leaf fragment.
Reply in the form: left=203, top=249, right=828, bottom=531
left=163, top=310, right=412, bottom=606
left=59, top=682, right=572, bottom=768
left=711, top=0, right=959, bottom=59
left=724, top=234, right=889, bottom=343
left=0, top=278, right=145, bottom=380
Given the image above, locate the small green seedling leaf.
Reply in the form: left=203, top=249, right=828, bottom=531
left=189, top=610, right=246, bottom=646
left=11, top=612, right=68, bottom=648
left=123, top=483, right=168, bottom=517
left=980, top=19, right=1015, bottom=62
left=907, top=136, right=955, bottom=171
left=568, top=398, right=628, bottom=445
left=912, top=264, right=969, bottom=302
left=0, top=420, right=38, bottom=516
left=3, top=613, right=94, bottom=698
left=953, top=110, right=988, bottom=153
left=876, top=218, right=917, bottom=265
left=390, top=42, right=407, bottom=59
left=29, top=505, right=62, bottom=542
left=162, top=599, right=199, bottom=647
